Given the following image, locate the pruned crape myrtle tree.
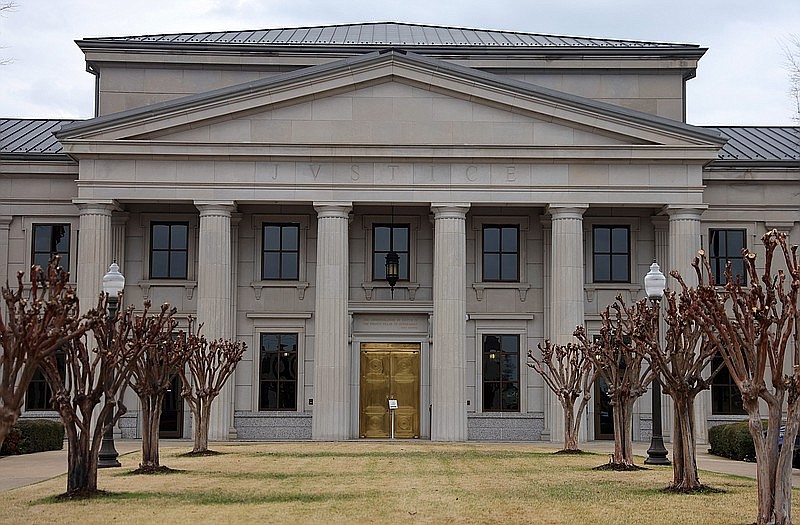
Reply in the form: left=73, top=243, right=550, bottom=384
left=575, top=297, right=654, bottom=468
left=38, top=295, right=145, bottom=498
left=0, top=262, right=89, bottom=450
left=127, top=304, right=190, bottom=472
left=528, top=340, right=597, bottom=452
left=693, top=230, right=799, bottom=525
left=178, top=320, right=245, bottom=455
left=634, top=274, right=724, bottom=491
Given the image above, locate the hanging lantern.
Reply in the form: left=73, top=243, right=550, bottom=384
left=385, top=250, right=399, bottom=297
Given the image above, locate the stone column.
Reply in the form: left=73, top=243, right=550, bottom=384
left=666, top=205, right=707, bottom=444
left=546, top=204, right=588, bottom=443
left=430, top=204, right=469, bottom=442
left=195, top=201, right=236, bottom=440
left=311, top=203, right=352, bottom=441
left=75, top=201, right=116, bottom=311
left=0, top=216, right=11, bottom=317
left=652, top=216, right=672, bottom=441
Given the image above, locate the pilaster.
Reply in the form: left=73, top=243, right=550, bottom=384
left=111, top=212, right=129, bottom=273
left=0, top=216, right=11, bottom=317
left=430, top=203, right=470, bottom=441
left=311, top=202, right=352, bottom=440
left=195, top=201, right=236, bottom=440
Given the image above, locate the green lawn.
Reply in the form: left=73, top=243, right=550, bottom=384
left=0, top=442, right=793, bottom=524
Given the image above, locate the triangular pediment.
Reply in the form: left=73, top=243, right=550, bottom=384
left=57, top=50, right=725, bottom=155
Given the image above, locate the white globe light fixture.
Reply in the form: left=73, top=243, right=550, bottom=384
left=644, top=262, right=666, bottom=300
left=102, top=262, right=125, bottom=297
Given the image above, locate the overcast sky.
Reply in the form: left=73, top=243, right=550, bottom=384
left=1, top=0, right=798, bottom=125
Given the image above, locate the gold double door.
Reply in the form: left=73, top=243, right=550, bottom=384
left=359, top=343, right=420, bottom=439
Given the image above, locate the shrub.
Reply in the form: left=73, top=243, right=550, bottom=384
left=708, top=421, right=755, bottom=461
left=0, top=419, right=64, bottom=456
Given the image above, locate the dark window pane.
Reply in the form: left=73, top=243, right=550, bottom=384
left=611, top=255, right=628, bottom=281
left=484, top=254, right=500, bottom=280
left=151, top=252, right=169, bottom=278
left=152, top=224, right=170, bottom=249
left=282, top=334, right=298, bottom=349
left=594, top=228, right=610, bottom=253
left=501, top=354, right=518, bottom=381
left=502, top=383, right=520, bottom=411
left=170, top=224, right=187, bottom=250
left=501, top=227, right=517, bottom=251
left=261, top=353, right=278, bottom=380
left=502, top=335, right=519, bottom=354
left=483, top=227, right=500, bottom=252
left=611, top=227, right=628, bottom=252
left=170, top=252, right=187, bottom=278
left=594, top=255, right=610, bottom=281
left=483, top=383, right=501, bottom=411
left=398, top=253, right=409, bottom=280
left=260, top=382, right=278, bottom=410
left=374, top=253, right=386, bottom=279
left=53, top=226, right=70, bottom=252
left=483, top=354, right=501, bottom=381
left=279, top=354, right=297, bottom=381
left=501, top=254, right=517, bottom=281
left=264, top=226, right=280, bottom=250
left=263, top=253, right=280, bottom=279
left=282, top=253, right=298, bottom=279
left=261, top=334, right=279, bottom=352
left=282, top=226, right=299, bottom=250
left=393, top=227, right=408, bottom=251
left=34, top=253, right=51, bottom=269
left=59, top=254, right=70, bottom=272
left=728, top=230, right=744, bottom=254
left=374, top=226, right=391, bottom=251
left=34, top=225, right=51, bottom=252
left=278, top=382, right=296, bottom=409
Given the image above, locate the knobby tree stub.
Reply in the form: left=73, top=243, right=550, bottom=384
left=0, top=261, right=88, bottom=450
left=127, top=302, right=191, bottom=473
left=178, top=319, right=245, bottom=455
left=692, top=230, right=799, bottom=525
left=634, top=275, right=725, bottom=491
left=529, top=340, right=597, bottom=452
left=576, top=296, right=654, bottom=468
left=39, top=294, right=143, bottom=498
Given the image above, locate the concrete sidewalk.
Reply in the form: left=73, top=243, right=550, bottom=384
left=2, top=439, right=798, bottom=492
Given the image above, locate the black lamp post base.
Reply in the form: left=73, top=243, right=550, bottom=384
left=644, top=436, right=670, bottom=465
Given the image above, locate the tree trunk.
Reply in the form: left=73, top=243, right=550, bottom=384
left=611, top=393, right=635, bottom=466
left=671, top=395, right=700, bottom=490
left=772, top=402, right=800, bottom=525
left=0, top=406, right=17, bottom=451
left=193, top=399, right=211, bottom=453
left=65, top=422, right=97, bottom=494
left=563, top=399, right=579, bottom=451
left=140, top=393, right=165, bottom=468
left=749, top=399, right=779, bottom=525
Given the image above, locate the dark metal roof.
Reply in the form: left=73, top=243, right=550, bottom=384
left=705, top=126, right=800, bottom=164
left=0, top=119, right=77, bottom=158
left=81, top=22, right=697, bottom=49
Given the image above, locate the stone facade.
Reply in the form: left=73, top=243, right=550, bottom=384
left=4, top=23, right=798, bottom=444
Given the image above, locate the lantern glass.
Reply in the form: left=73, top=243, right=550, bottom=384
left=644, top=262, right=666, bottom=300
left=102, top=262, right=126, bottom=296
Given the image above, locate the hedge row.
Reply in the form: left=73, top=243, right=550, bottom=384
left=708, top=421, right=755, bottom=461
left=0, top=419, right=64, bottom=456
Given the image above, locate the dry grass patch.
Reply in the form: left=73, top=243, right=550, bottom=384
left=0, top=442, right=796, bottom=524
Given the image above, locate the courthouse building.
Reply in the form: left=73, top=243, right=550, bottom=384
left=2, top=23, right=798, bottom=443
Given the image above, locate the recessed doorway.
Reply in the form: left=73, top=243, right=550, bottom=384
left=159, top=375, right=183, bottom=438
left=359, top=343, right=420, bottom=439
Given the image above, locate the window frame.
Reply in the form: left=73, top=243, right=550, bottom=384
left=149, top=221, right=190, bottom=280
left=480, top=333, right=521, bottom=413
left=371, top=223, right=411, bottom=282
left=481, top=225, right=520, bottom=282
left=362, top=214, right=420, bottom=288
left=261, top=223, right=301, bottom=281
left=710, top=353, right=746, bottom=415
left=258, top=332, right=300, bottom=411
left=471, top=215, right=529, bottom=286
left=591, top=225, right=631, bottom=283
left=709, top=228, right=747, bottom=286
left=22, top=217, right=79, bottom=279
left=31, top=223, right=71, bottom=273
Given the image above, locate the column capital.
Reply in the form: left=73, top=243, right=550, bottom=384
left=663, top=205, right=707, bottom=220
left=195, top=201, right=236, bottom=217
left=546, top=204, right=588, bottom=220
left=0, top=216, right=12, bottom=228
left=431, top=203, right=470, bottom=220
left=314, top=202, right=352, bottom=218
left=73, top=200, right=119, bottom=215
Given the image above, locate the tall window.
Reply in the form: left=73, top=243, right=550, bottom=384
left=373, top=224, right=409, bottom=281
left=259, top=333, right=298, bottom=411
left=262, top=224, right=300, bottom=280
left=150, top=222, right=188, bottom=279
left=482, top=225, right=519, bottom=281
left=32, top=224, right=70, bottom=270
left=593, top=226, right=629, bottom=282
left=25, top=350, right=65, bottom=411
left=711, top=354, right=745, bottom=415
left=482, top=334, right=520, bottom=412
left=709, top=229, right=746, bottom=285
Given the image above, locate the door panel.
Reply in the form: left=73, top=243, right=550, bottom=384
left=359, top=343, right=420, bottom=439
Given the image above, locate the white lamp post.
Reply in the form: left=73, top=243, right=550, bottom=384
left=98, top=262, right=124, bottom=468
left=644, top=261, right=670, bottom=465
